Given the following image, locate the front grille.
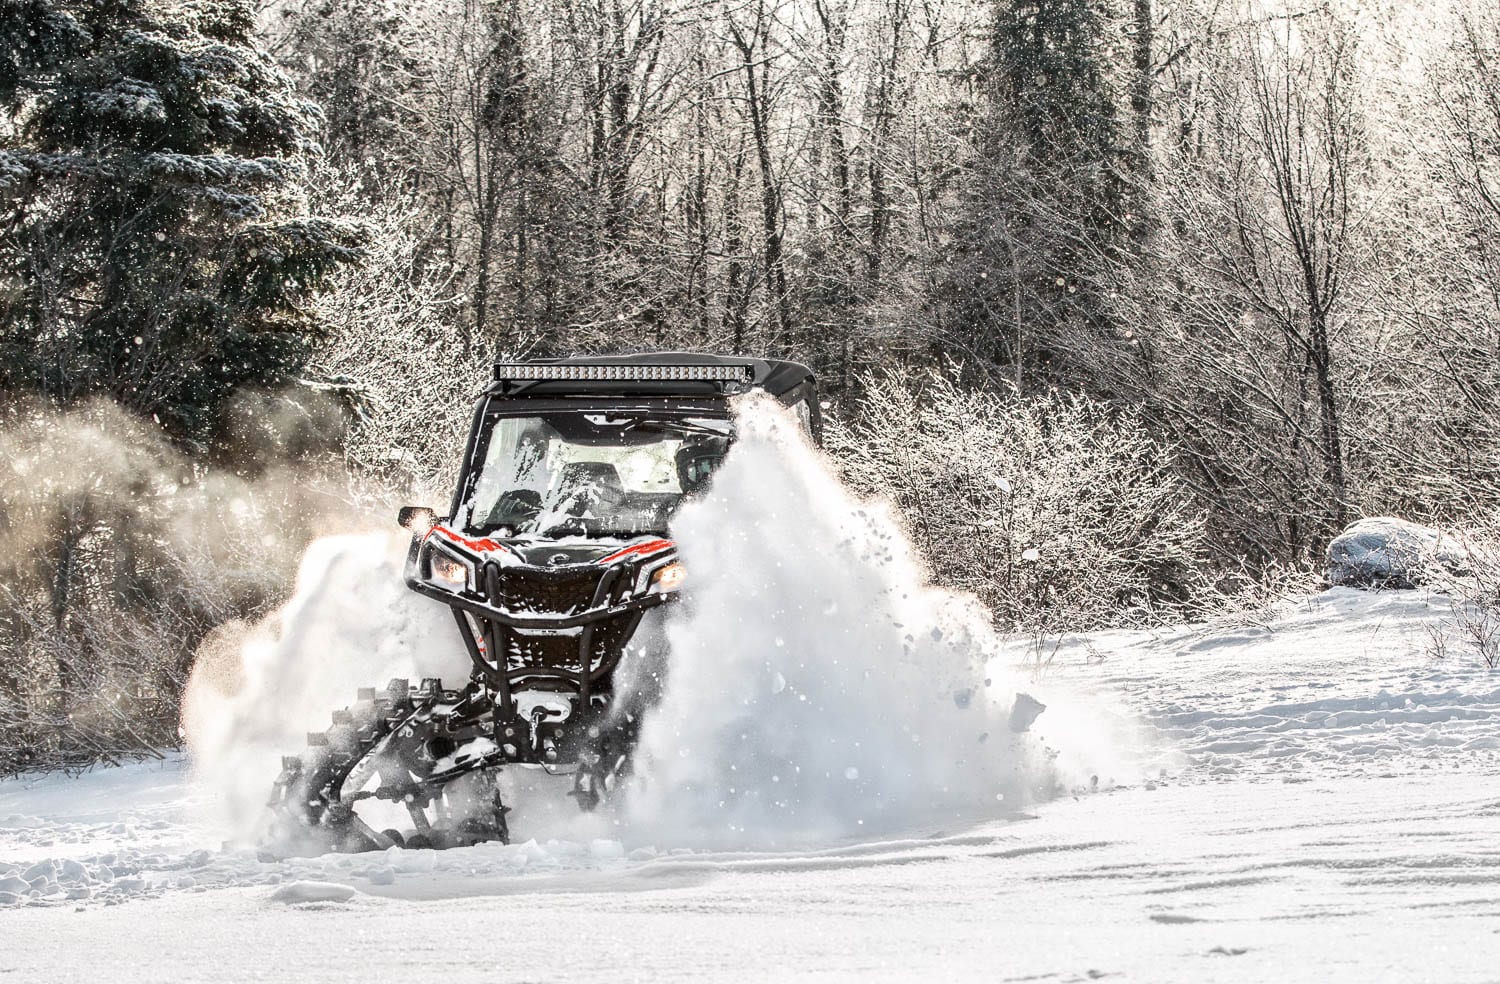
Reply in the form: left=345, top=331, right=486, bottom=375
left=486, top=565, right=606, bottom=616
left=504, top=616, right=636, bottom=672
left=478, top=563, right=638, bottom=678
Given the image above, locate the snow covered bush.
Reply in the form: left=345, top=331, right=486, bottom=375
left=304, top=171, right=496, bottom=500
left=828, top=368, right=1213, bottom=631
left=1419, top=516, right=1500, bottom=668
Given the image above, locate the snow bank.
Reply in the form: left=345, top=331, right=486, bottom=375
left=1326, top=516, right=1467, bottom=588
left=620, top=396, right=1122, bottom=848
left=181, top=533, right=470, bottom=841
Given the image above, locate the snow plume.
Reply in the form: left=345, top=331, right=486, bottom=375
left=623, top=395, right=1124, bottom=849
left=181, top=534, right=470, bottom=841
left=0, top=395, right=389, bottom=773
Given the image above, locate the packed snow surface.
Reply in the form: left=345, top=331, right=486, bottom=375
left=5, top=589, right=1500, bottom=980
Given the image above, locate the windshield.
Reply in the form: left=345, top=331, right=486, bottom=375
left=460, top=411, right=733, bottom=538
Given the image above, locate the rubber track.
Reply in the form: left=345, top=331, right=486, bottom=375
left=264, top=678, right=476, bottom=856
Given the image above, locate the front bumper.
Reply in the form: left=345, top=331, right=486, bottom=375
left=404, top=533, right=676, bottom=700
left=404, top=571, right=670, bottom=630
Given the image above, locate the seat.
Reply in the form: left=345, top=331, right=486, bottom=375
left=479, top=488, right=542, bottom=530
left=676, top=441, right=724, bottom=493
left=553, top=462, right=626, bottom=512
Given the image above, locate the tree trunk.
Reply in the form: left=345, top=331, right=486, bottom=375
left=816, top=0, right=852, bottom=228
left=1131, top=0, right=1153, bottom=157
left=1129, top=0, right=1154, bottom=241
left=734, top=20, right=790, bottom=348
left=867, top=0, right=908, bottom=285
left=687, top=52, right=711, bottom=337
left=723, top=146, right=749, bottom=349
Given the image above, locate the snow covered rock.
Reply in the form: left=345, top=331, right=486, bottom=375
left=1326, top=517, right=1467, bottom=589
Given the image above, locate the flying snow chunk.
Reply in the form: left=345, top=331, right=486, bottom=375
left=1009, top=693, right=1047, bottom=734
left=269, top=881, right=359, bottom=904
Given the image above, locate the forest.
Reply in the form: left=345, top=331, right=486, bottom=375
left=2, top=0, right=1499, bottom=769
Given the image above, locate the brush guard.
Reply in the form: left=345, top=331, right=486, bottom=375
left=263, top=563, right=657, bottom=856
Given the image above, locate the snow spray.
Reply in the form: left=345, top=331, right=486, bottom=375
left=620, top=395, right=1122, bottom=849
left=182, top=396, right=1125, bottom=848
left=182, top=533, right=470, bottom=840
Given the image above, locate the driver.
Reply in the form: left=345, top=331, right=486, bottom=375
left=550, top=461, right=626, bottom=518
left=675, top=437, right=725, bottom=494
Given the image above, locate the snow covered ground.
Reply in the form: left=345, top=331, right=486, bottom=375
left=5, top=586, right=1499, bottom=981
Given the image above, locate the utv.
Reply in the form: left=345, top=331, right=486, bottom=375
left=265, top=353, right=819, bottom=854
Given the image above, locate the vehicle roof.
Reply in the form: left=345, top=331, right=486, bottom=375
left=488, top=351, right=816, bottom=400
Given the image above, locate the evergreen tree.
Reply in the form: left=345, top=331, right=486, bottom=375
left=272, top=0, right=416, bottom=183
left=996, top=0, right=1122, bottom=199
left=939, top=0, right=1125, bottom=389
left=0, top=0, right=365, bottom=444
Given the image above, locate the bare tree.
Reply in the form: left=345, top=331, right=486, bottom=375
left=1133, top=13, right=1363, bottom=555
left=727, top=0, right=792, bottom=349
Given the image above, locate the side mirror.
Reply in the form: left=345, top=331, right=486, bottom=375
left=397, top=506, right=437, bottom=534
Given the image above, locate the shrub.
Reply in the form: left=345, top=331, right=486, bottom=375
left=0, top=399, right=374, bottom=774
left=1424, top=515, right=1500, bottom=668
left=828, top=367, right=1214, bottom=631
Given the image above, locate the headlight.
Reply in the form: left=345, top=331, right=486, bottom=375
left=651, top=562, right=685, bottom=592
left=431, top=551, right=470, bottom=589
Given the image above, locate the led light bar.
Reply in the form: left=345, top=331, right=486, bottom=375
left=494, top=363, right=753, bottom=383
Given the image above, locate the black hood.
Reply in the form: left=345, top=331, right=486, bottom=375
left=504, top=541, right=632, bottom=568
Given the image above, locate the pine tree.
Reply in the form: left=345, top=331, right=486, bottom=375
left=996, top=0, right=1122, bottom=201
left=273, top=0, right=416, bottom=183
left=0, top=0, right=365, bottom=444
left=939, top=0, right=1125, bottom=389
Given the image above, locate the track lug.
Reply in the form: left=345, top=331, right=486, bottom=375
left=386, top=678, right=414, bottom=714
